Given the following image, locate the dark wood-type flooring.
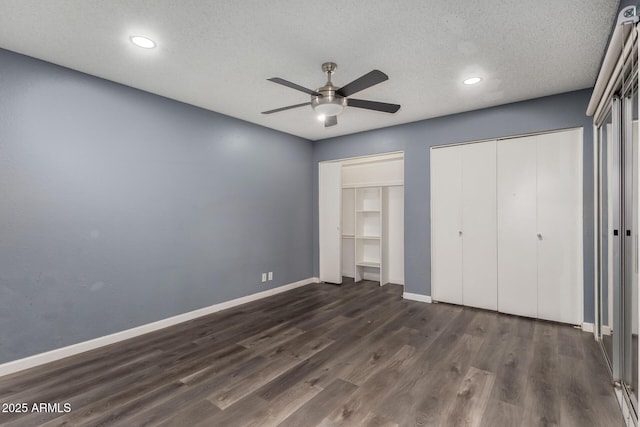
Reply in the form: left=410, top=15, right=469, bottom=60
left=0, top=279, right=624, bottom=426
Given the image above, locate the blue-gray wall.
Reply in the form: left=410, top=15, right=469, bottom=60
left=0, top=44, right=599, bottom=365
left=0, top=48, right=313, bottom=363
left=312, top=89, right=595, bottom=322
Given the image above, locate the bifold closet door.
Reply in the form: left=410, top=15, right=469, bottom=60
left=319, top=162, right=342, bottom=284
left=431, top=145, right=463, bottom=304
left=536, top=129, right=581, bottom=324
left=462, top=141, right=497, bottom=310
left=497, top=136, right=538, bottom=318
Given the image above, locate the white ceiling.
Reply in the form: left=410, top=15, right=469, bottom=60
left=0, top=1, right=619, bottom=141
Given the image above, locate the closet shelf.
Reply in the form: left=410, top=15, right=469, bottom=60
left=342, top=234, right=355, bottom=239
left=356, top=210, right=380, bottom=213
left=356, top=261, right=381, bottom=268
left=356, top=235, right=380, bottom=240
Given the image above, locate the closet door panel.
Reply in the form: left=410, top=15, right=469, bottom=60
left=382, top=186, right=404, bottom=285
left=462, top=141, right=498, bottom=310
left=497, top=137, right=538, bottom=318
left=319, top=162, right=343, bottom=284
left=536, top=129, right=582, bottom=324
left=431, top=146, right=463, bottom=304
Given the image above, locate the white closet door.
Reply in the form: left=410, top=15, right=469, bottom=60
left=497, top=136, right=538, bottom=318
left=319, top=162, right=342, bottom=284
left=536, top=129, right=582, bottom=324
left=431, top=146, right=463, bottom=304
left=462, top=141, right=498, bottom=310
left=385, top=186, right=404, bottom=285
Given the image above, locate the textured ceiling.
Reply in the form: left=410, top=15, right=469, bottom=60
left=0, top=0, right=620, bottom=141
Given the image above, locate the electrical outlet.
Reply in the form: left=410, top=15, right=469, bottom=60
left=261, top=273, right=267, bottom=282
left=268, top=272, right=273, bottom=281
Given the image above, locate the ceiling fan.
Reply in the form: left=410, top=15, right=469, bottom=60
left=262, top=62, right=401, bottom=127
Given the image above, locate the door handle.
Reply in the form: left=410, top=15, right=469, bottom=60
left=458, top=230, right=462, bottom=236
left=537, top=233, right=542, bottom=240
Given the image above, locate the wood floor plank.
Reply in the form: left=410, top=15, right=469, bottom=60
left=235, top=381, right=324, bottom=427
left=341, top=327, right=416, bottom=386
left=207, top=355, right=302, bottom=409
left=374, top=314, right=483, bottom=425
left=471, top=314, right=514, bottom=373
left=254, top=338, right=357, bottom=401
left=557, top=352, right=623, bottom=427
left=237, top=323, right=306, bottom=350
left=558, top=354, right=594, bottom=427
left=271, top=313, right=412, bottom=392
left=579, top=332, right=618, bottom=398
left=325, top=344, right=418, bottom=426
left=414, top=333, right=484, bottom=426
left=257, top=321, right=339, bottom=361
left=31, top=343, right=261, bottom=425
left=360, top=412, right=400, bottom=427
left=123, top=376, right=227, bottom=426
left=479, top=399, right=522, bottom=427
left=521, top=321, right=562, bottom=426
left=193, top=393, right=272, bottom=427
left=557, top=325, right=585, bottom=360
left=277, top=379, right=358, bottom=427
left=441, top=366, right=496, bottom=427
left=0, top=348, right=166, bottom=403
left=156, top=399, right=221, bottom=427
left=489, top=333, right=534, bottom=405
left=0, top=281, right=625, bottom=427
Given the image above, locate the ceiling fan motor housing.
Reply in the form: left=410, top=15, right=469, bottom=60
left=311, top=84, right=346, bottom=116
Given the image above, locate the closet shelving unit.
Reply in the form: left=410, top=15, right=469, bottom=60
left=350, top=187, right=383, bottom=282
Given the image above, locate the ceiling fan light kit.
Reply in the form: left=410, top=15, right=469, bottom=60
left=262, top=62, right=401, bottom=128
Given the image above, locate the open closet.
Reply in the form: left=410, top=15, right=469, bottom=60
left=319, top=152, right=404, bottom=286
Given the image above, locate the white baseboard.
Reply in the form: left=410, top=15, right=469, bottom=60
left=0, top=277, right=317, bottom=378
left=581, top=322, right=594, bottom=333
left=403, top=292, right=432, bottom=303
left=602, top=325, right=612, bottom=336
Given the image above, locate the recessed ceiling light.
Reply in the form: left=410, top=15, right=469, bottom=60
left=130, top=35, right=156, bottom=49
left=463, top=77, right=482, bottom=85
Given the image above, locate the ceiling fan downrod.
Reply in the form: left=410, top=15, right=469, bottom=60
left=322, top=62, right=337, bottom=85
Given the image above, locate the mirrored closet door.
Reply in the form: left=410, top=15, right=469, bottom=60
left=595, top=41, right=639, bottom=415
